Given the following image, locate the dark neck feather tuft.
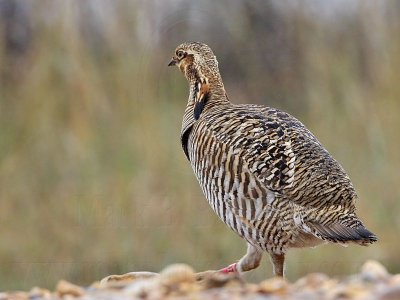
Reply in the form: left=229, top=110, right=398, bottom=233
left=194, top=92, right=209, bottom=120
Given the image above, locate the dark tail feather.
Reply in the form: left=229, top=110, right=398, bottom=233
left=353, top=226, right=378, bottom=244
left=306, top=222, right=378, bottom=245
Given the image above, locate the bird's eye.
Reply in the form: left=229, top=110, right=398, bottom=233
left=176, top=50, right=185, bottom=59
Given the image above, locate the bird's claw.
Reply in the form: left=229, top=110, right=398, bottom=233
left=220, top=263, right=238, bottom=274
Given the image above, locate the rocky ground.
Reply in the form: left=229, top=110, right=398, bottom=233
left=1, top=260, right=399, bottom=300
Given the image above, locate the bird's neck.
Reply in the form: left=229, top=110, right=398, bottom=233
left=181, top=76, right=230, bottom=136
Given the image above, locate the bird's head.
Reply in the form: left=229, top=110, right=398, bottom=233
left=168, top=42, right=221, bottom=84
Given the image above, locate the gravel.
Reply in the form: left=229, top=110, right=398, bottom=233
left=1, top=260, right=399, bottom=300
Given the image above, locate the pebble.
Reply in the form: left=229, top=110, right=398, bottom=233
left=55, top=280, right=85, bottom=298
left=159, top=263, right=196, bottom=286
left=361, top=260, right=389, bottom=282
left=100, top=271, right=159, bottom=287
left=258, top=276, right=289, bottom=294
left=28, top=287, right=51, bottom=299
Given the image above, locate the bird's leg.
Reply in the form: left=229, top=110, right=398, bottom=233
left=220, top=243, right=263, bottom=274
left=269, top=252, right=285, bottom=277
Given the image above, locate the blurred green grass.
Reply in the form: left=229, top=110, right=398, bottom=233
left=0, top=0, right=399, bottom=290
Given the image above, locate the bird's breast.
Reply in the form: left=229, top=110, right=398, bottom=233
left=187, top=123, right=281, bottom=247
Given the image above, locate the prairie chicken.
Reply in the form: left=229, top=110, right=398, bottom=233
left=168, top=42, right=377, bottom=277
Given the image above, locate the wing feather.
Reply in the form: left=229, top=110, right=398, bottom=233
left=205, top=105, right=357, bottom=208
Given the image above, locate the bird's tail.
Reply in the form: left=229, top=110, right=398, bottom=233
left=305, top=217, right=378, bottom=245
left=309, top=222, right=377, bottom=245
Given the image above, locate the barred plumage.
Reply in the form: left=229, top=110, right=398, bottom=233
left=168, top=42, right=377, bottom=277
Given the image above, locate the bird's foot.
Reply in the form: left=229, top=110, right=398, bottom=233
left=219, top=263, right=238, bottom=274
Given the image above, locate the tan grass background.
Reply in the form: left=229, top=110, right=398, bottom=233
left=0, top=0, right=399, bottom=290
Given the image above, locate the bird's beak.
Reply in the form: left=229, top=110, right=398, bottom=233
left=168, top=57, right=178, bottom=66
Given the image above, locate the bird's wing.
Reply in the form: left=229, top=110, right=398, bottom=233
left=206, top=105, right=357, bottom=208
